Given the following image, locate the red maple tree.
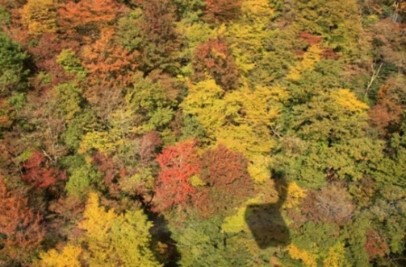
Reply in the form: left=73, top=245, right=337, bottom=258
left=193, top=145, right=254, bottom=217
left=21, top=150, right=63, bottom=188
left=153, top=140, right=200, bottom=212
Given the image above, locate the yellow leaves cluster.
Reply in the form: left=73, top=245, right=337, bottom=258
left=39, top=245, right=82, bottom=267
left=79, top=131, right=123, bottom=155
left=241, top=0, right=274, bottom=17
left=39, top=193, right=161, bottom=267
left=181, top=79, right=226, bottom=135
left=21, top=0, right=57, bottom=35
left=182, top=80, right=287, bottom=182
left=221, top=197, right=261, bottom=233
left=323, top=242, right=350, bottom=267
left=287, top=45, right=322, bottom=81
left=226, top=2, right=272, bottom=74
left=330, top=89, right=369, bottom=113
left=283, top=182, right=307, bottom=209
left=287, top=244, right=318, bottom=267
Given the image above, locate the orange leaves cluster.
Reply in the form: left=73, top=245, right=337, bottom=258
left=58, top=0, right=124, bottom=28
left=82, top=28, right=139, bottom=89
left=0, top=177, right=44, bottom=259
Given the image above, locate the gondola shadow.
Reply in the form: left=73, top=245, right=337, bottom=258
left=245, top=177, right=291, bottom=249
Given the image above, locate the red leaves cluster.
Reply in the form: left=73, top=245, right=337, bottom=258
left=153, top=140, right=200, bottom=212
left=365, top=229, right=389, bottom=259
left=299, top=31, right=339, bottom=60
left=0, top=177, right=44, bottom=259
left=153, top=143, right=254, bottom=216
left=193, top=38, right=239, bottom=90
left=204, top=0, right=242, bottom=22
left=21, top=150, right=63, bottom=188
left=193, top=145, right=254, bottom=217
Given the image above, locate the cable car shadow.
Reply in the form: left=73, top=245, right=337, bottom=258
left=245, top=177, right=291, bottom=249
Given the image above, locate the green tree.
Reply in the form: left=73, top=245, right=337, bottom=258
left=0, top=33, right=29, bottom=97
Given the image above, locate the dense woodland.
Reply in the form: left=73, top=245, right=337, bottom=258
left=0, top=0, right=405, bottom=266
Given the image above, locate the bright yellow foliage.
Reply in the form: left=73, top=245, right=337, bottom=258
left=287, top=44, right=322, bottom=81
left=39, top=245, right=82, bottom=267
left=288, top=244, right=318, bottom=267
left=227, top=0, right=273, bottom=75
left=283, top=182, right=307, bottom=209
left=21, top=0, right=57, bottom=35
left=183, top=81, right=286, bottom=182
left=330, top=89, right=369, bottom=113
left=241, top=0, right=274, bottom=17
left=79, top=193, right=161, bottom=267
left=78, top=131, right=121, bottom=154
left=181, top=79, right=226, bottom=135
left=39, top=193, right=160, bottom=267
left=323, top=242, right=350, bottom=267
left=221, top=197, right=262, bottom=233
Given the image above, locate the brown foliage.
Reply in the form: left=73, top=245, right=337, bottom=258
left=204, top=0, right=242, bottom=22
left=92, top=152, right=127, bottom=196
left=27, top=33, right=79, bottom=87
left=192, top=145, right=254, bottom=217
left=139, top=131, right=162, bottom=163
left=0, top=177, right=44, bottom=260
left=301, top=184, right=355, bottom=225
left=193, top=38, right=239, bottom=90
left=299, top=32, right=322, bottom=45
left=139, top=0, right=179, bottom=71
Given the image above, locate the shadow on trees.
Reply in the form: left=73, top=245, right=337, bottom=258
left=245, top=176, right=291, bottom=249
left=147, top=211, right=180, bottom=267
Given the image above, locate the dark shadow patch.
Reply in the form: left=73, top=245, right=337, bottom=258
left=245, top=177, right=290, bottom=249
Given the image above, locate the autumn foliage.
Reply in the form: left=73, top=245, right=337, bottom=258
left=193, top=145, right=254, bottom=217
left=139, top=131, right=162, bottom=163
left=0, top=177, right=44, bottom=260
left=21, top=151, right=63, bottom=188
left=204, top=0, right=242, bottom=22
left=21, top=0, right=57, bottom=35
left=139, top=0, right=179, bottom=71
left=193, top=38, right=239, bottom=90
left=58, top=0, right=123, bottom=29
left=153, top=140, right=200, bottom=212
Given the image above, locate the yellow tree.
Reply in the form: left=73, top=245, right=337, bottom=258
left=39, top=193, right=161, bottom=267
left=21, top=0, right=57, bottom=35
left=181, top=79, right=287, bottom=182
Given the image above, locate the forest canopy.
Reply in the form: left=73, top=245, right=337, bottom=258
left=0, top=0, right=405, bottom=266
